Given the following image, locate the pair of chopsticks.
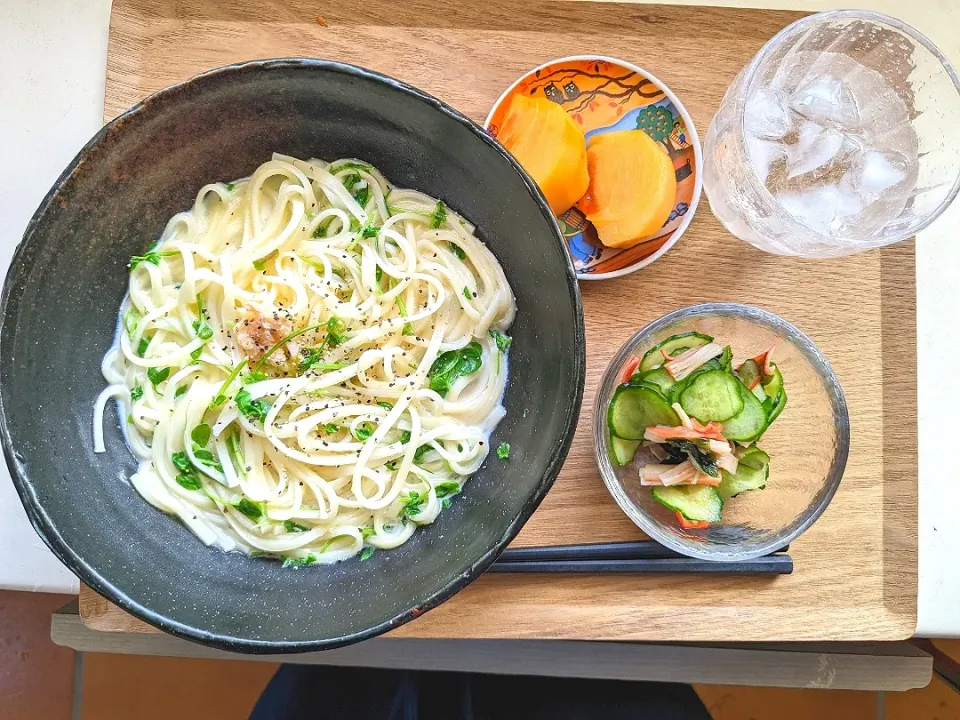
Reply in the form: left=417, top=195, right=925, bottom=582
left=488, top=540, right=793, bottom=575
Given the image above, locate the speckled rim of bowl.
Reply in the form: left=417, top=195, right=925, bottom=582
left=0, top=58, right=586, bottom=653
left=593, top=302, right=849, bottom=562
left=484, top=54, right=704, bottom=281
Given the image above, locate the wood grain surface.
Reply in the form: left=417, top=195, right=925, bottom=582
left=84, top=0, right=918, bottom=642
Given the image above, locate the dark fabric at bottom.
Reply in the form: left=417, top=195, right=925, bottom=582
left=249, top=664, right=712, bottom=720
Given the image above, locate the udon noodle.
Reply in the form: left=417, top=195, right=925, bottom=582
left=94, top=154, right=516, bottom=565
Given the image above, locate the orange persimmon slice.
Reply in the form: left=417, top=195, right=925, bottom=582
left=577, top=130, right=677, bottom=249
left=497, top=95, right=589, bottom=216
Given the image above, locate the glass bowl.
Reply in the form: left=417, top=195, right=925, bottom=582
left=593, top=303, right=849, bottom=561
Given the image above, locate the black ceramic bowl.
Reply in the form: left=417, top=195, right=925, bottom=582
left=0, top=59, right=584, bottom=652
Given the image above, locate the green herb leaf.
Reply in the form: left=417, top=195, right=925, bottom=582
left=324, top=422, right=338, bottom=434
left=131, top=384, right=144, bottom=402
left=235, top=388, right=270, bottom=423
left=333, top=161, right=373, bottom=173
left=192, top=319, right=213, bottom=340
left=191, top=423, right=212, bottom=447
left=426, top=342, right=483, bottom=397
left=191, top=445, right=222, bottom=473
left=235, top=497, right=264, bottom=521
left=147, top=366, right=170, bottom=386
left=448, top=242, right=466, bottom=260
left=174, top=385, right=188, bottom=398
left=360, top=526, right=376, bottom=539
left=190, top=347, right=203, bottom=361
left=175, top=471, right=202, bottom=491
left=129, top=250, right=178, bottom=270
left=400, top=490, right=426, bottom=518
left=413, top=444, right=430, bottom=463
left=359, top=546, right=375, bottom=561
left=226, top=430, right=245, bottom=474
left=377, top=401, right=393, bottom=410
left=360, top=223, right=380, bottom=238
left=430, top=201, right=447, bottom=229
left=172, top=451, right=192, bottom=472
left=284, top=519, right=309, bottom=533
left=282, top=554, right=317, bottom=568
left=441, top=497, right=453, bottom=510
left=243, top=370, right=269, bottom=384
left=496, top=442, right=510, bottom=460
left=353, top=421, right=375, bottom=442
left=137, top=337, right=150, bottom=357
left=400, top=430, right=412, bottom=444
left=124, top=308, right=142, bottom=337
left=210, top=359, right=248, bottom=408
left=325, top=316, right=347, bottom=348
left=312, top=216, right=335, bottom=237
left=252, top=250, right=278, bottom=272
left=489, top=329, right=512, bottom=353
left=395, top=296, right=414, bottom=336
left=434, top=481, right=460, bottom=499
left=343, top=173, right=371, bottom=207
left=385, top=460, right=398, bottom=471
left=225, top=182, right=235, bottom=192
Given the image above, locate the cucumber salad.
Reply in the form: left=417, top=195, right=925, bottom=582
left=607, top=332, right=786, bottom=529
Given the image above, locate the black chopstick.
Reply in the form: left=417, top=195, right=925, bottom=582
left=498, top=540, right=789, bottom=563
left=489, top=554, right=793, bottom=575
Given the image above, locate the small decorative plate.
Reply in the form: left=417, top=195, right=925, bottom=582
left=486, top=55, right=703, bottom=280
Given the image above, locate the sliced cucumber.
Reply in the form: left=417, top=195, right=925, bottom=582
left=735, top=444, right=770, bottom=470
left=738, top=358, right=762, bottom=385
left=637, top=367, right=676, bottom=396
left=667, top=358, right=724, bottom=403
left=718, top=463, right=769, bottom=500
left=762, top=363, right=783, bottom=402
left=765, top=386, right=787, bottom=425
left=652, top=485, right=723, bottom=522
left=639, top=332, right=713, bottom=372
left=737, top=358, right=765, bottom=401
left=610, top=436, right=641, bottom=466
left=607, top=385, right=680, bottom=440
left=719, top=380, right=768, bottom=442
left=678, top=370, right=744, bottom=423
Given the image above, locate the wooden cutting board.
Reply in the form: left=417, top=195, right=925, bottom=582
left=83, top=0, right=917, bottom=642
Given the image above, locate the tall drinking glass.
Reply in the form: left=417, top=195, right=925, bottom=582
left=703, top=11, right=960, bottom=257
